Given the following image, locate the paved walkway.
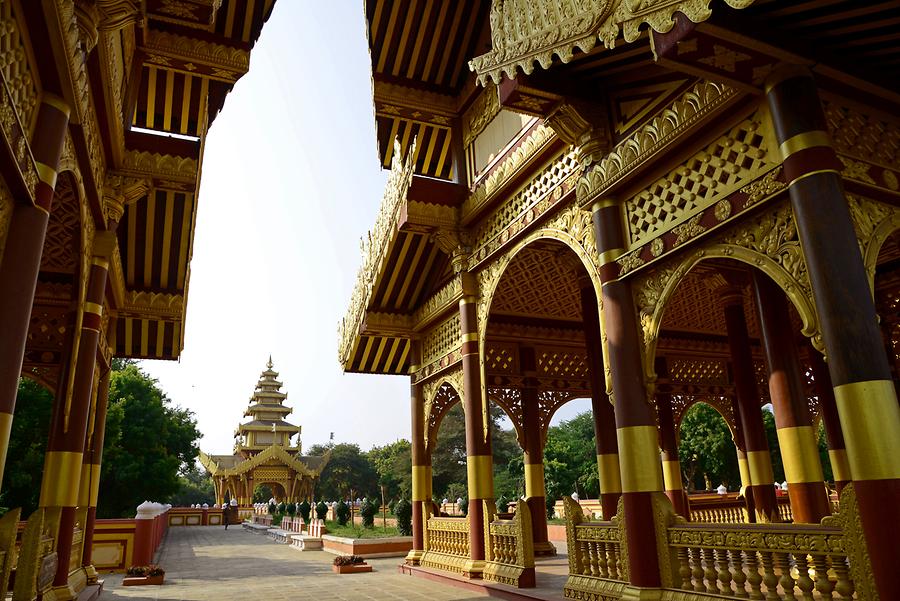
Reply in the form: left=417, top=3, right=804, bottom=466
left=99, top=526, right=488, bottom=601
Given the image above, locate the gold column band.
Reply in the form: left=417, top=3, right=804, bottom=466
left=461, top=333, right=478, bottom=343
left=779, top=130, right=831, bottom=159
left=747, top=450, right=774, bottom=485
left=788, top=168, right=840, bottom=188
left=35, top=161, right=58, bottom=188
left=460, top=296, right=477, bottom=305
left=524, top=462, right=545, bottom=498
left=777, top=426, right=824, bottom=484
left=598, top=248, right=625, bottom=266
left=412, top=465, right=432, bottom=501
left=591, top=199, right=619, bottom=211
left=40, top=451, right=84, bottom=507
left=738, top=456, right=751, bottom=488
left=78, top=463, right=102, bottom=506
left=84, top=302, right=103, bottom=316
left=616, top=426, right=663, bottom=493
left=42, top=93, right=72, bottom=116
left=661, top=459, right=683, bottom=491
left=91, top=257, right=110, bottom=269
left=834, top=379, right=900, bottom=480
left=0, top=412, right=12, bottom=481
left=466, top=454, right=493, bottom=499
left=827, top=449, right=851, bottom=483
left=597, top=453, right=622, bottom=494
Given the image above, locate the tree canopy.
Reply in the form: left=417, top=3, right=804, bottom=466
left=307, top=442, right=379, bottom=501
left=0, top=378, right=54, bottom=515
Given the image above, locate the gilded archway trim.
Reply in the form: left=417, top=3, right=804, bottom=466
left=860, top=208, right=900, bottom=295
left=423, top=371, right=464, bottom=452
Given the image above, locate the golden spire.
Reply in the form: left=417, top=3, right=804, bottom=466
left=267, top=354, right=273, bottom=369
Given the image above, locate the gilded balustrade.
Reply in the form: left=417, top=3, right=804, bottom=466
left=563, top=496, right=628, bottom=600
left=421, top=516, right=469, bottom=574
left=668, top=522, right=855, bottom=599
left=482, top=499, right=535, bottom=588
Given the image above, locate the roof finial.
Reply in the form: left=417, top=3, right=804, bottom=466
left=267, top=354, right=273, bottom=369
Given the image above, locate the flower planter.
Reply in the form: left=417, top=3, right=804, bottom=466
left=331, top=563, right=372, bottom=574
left=123, top=574, right=165, bottom=586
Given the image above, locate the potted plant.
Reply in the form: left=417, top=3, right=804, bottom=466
left=331, top=555, right=372, bottom=574
left=123, top=564, right=165, bottom=586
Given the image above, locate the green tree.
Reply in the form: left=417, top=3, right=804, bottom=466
left=678, top=402, right=739, bottom=491
left=168, top=464, right=215, bottom=506
left=368, top=439, right=411, bottom=501
left=97, top=362, right=201, bottom=517
left=543, top=411, right=600, bottom=502
left=307, top=442, right=378, bottom=500
left=0, top=378, right=54, bottom=515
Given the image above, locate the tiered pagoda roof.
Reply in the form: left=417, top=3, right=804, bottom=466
left=234, top=357, right=301, bottom=454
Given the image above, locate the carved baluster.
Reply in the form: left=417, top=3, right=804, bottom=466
left=831, top=556, right=854, bottom=601
left=590, top=540, right=601, bottom=576
left=716, top=548, right=734, bottom=595
left=730, top=549, right=749, bottom=598
left=745, top=550, right=764, bottom=600
left=691, top=547, right=705, bottom=592
left=774, top=551, right=797, bottom=601
left=811, top=554, right=833, bottom=598
left=702, top=548, right=718, bottom=593
left=580, top=539, right=591, bottom=576
left=760, top=550, right=780, bottom=601
left=677, top=547, right=692, bottom=590
left=597, top=541, right=609, bottom=578
left=607, top=542, right=619, bottom=580
left=795, top=554, right=815, bottom=600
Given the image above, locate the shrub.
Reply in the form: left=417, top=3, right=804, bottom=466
left=276, top=502, right=286, bottom=515
left=495, top=496, right=508, bottom=513
left=336, top=500, right=350, bottom=525
left=332, top=555, right=364, bottom=566
left=286, top=502, right=296, bottom=516
left=395, top=499, right=412, bottom=536
left=360, top=499, right=377, bottom=528
left=126, top=565, right=165, bottom=577
left=267, top=502, right=276, bottom=515
left=545, top=496, right=556, bottom=521
left=315, top=501, right=327, bottom=520
left=298, top=500, right=311, bottom=522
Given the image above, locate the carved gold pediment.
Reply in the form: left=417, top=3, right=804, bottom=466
left=469, top=0, right=757, bottom=85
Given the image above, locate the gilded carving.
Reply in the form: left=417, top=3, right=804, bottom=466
left=578, top=81, right=738, bottom=207
left=740, top=166, right=784, bottom=208
left=0, top=0, right=39, bottom=130
left=672, top=214, right=706, bottom=246
left=462, top=85, right=500, bottom=149
left=413, top=275, right=464, bottom=331
left=847, top=194, right=900, bottom=293
left=121, top=150, right=198, bottom=181
left=143, top=29, right=251, bottom=74
left=713, top=199, right=731, bottom=222
left=469, top=0, right=615, bottom=86
left=823, top=95, right=900, bottom=170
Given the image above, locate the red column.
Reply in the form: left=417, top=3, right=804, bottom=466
left=808, top=348, right=850, bottom=494
left=460, top=295, right=492, bottom=579
left=580, top=279, right=622, bottom=519
left=519, top=347, right=554, bottom=555
left=719, top=287, right=779, bottom=521
left=591, top=200, right=664, bottom=590
left=754, top=273, right=830, bottom=523
left=80, top=363, right=112, bottom=580
left=655, top=386, right=689, bottom=519
left=0, top=94, right=70, bottom=486
left=407, top=342, right=427, bottom=565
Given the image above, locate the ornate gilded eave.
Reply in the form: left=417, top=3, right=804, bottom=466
left=206, top=444, right=331, bottom=479
left=142, top=29, right=251, bottom=83
left=338, top=139, right=416, bottom=367
left=469, top=0, right=756, bottom=86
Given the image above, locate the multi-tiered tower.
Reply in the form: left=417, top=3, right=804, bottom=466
left=234, top=357, right=301, bottom=455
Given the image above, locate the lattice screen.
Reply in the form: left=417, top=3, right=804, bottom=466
left=537, top=348, right=589, bottom=379
left=668, top=358, right=728, bottom=386
left=492, top=246, right=583, bottom=321
left=626, top=119, right=770, bottom=247
left=422, top=313, right=461, bottom=366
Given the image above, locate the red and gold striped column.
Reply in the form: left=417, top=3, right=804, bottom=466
left=592, top=200, right=664, bottom=590
left=808, top=348, right=850, bottom=493
left=655, top=386, right=689, bottom=519
left=720, top=287, right=779, bottom=521
left=729, top=402, right=755, bottom=523
left=40, top=253, right=111, bottom=596
left=579, top=279, right=622, bottom=520
left=407, top=342, right=428, bottom=565
left=754, top=272, right=830, bottom=523
left=0, top=94, right=70, bottom=486
left=519, top=347, right=554, bottom=555
left=80, top=363, right=111, bottom=581
left=460, top=295, right=492, bottom=579
left=765, top=65, right=900, bottom=598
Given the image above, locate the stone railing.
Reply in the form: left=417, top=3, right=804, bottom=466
left=421, top=516, right=469, bottom=574
left=688, top=495, right=794, bottom=524
left=563, top=497, right=628, bottom=600
left=668, top=521, right=855, bottom=599
left=483, top=499, right=535, bottom=587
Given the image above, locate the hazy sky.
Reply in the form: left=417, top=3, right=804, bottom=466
left=140, top=2, right=592, bottom=457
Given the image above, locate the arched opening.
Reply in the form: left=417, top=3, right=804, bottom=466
left=873, top=230, right=900, bottom=388
left=255, top=482, right=286, bottom=503
left=253, top=484, right=274, bottom=503
left=482, top=237, right=615, bottom=554
left=654, top=258, right=831, bottom=523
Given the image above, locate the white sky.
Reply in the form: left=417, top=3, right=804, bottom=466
left=140, top=2, right=592, bottom=457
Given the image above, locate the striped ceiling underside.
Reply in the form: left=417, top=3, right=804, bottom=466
left=367, top=0, right=489, bottom=179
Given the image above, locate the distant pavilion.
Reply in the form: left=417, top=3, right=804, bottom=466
left=199, top=358, right=329, bottom=506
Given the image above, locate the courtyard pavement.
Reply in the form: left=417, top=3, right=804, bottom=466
left=98, top=526, right=489, bottom=601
